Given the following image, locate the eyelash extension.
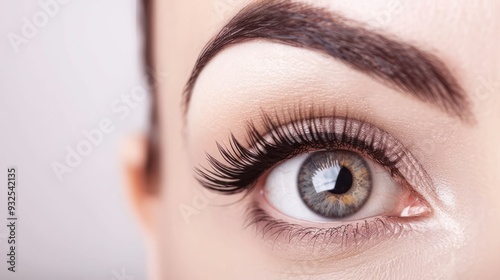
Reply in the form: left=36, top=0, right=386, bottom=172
left=196, top=109, right=422, bottom=195
left=244, top=204, right=410, bottom=250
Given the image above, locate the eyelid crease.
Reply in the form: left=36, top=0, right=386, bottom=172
left=195, top=109, right=435, bottom=201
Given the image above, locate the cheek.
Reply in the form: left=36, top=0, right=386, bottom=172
left=157, top=159, right=271, bottom=278
left=405, top=118, right=500, bottom=275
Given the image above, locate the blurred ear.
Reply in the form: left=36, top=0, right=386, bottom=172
left=121, top=134, right=159, bottom=235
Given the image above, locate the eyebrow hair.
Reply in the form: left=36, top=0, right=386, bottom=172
left=183, top=0, right=471, bottom=121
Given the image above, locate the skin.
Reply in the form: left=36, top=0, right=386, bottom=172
left=123, top=0, right=500, bottom=279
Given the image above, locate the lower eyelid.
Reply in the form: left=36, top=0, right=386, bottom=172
left=249, top=164, right=431, bottom=256
left=244, top=202, right=425, bottom=260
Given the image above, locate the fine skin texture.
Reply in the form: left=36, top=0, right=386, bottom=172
left=124, top=0, right=500, bottom=279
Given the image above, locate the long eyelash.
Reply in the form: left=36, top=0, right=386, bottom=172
left=196, top=110, right=414, bottom=195
left=244, top=204, right=408, bottom=250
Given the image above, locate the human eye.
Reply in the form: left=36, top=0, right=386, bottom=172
left=195, top=111, right=433, bottom=252
left=264, top=149, right=426, bottom=223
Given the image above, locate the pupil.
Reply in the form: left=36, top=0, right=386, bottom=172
left=329, top=167, right=353, bottom=194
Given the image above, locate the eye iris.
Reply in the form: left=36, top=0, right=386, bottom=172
left=297, top=151, right=372, bottom=218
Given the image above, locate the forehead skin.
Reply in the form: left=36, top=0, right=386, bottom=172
left=152, top=0, right=500, bottom=278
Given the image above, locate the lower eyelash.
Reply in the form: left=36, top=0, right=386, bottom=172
left=245, top=204, right=411, bottom=251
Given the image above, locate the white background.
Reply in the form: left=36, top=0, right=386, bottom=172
left=0, top=0, right=148, bottom=279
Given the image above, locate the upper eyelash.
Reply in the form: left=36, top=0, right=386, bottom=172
left=195, top=110, right=424, bottom=195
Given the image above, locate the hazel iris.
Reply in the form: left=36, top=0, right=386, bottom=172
left=297, top=150, right=372, bottom=218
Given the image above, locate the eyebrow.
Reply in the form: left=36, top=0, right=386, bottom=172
left=183, top=0, right=471, bottom=121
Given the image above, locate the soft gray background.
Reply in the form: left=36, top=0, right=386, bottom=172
left=0, top=0, right=148, bottom=279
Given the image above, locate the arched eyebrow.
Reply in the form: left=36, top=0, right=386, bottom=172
left=183, top=0, right=472, bottom=121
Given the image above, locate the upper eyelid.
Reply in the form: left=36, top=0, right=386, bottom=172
left=196, top=112, right=435, bottom=201
left=270, top=117, right=435, bottom=194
